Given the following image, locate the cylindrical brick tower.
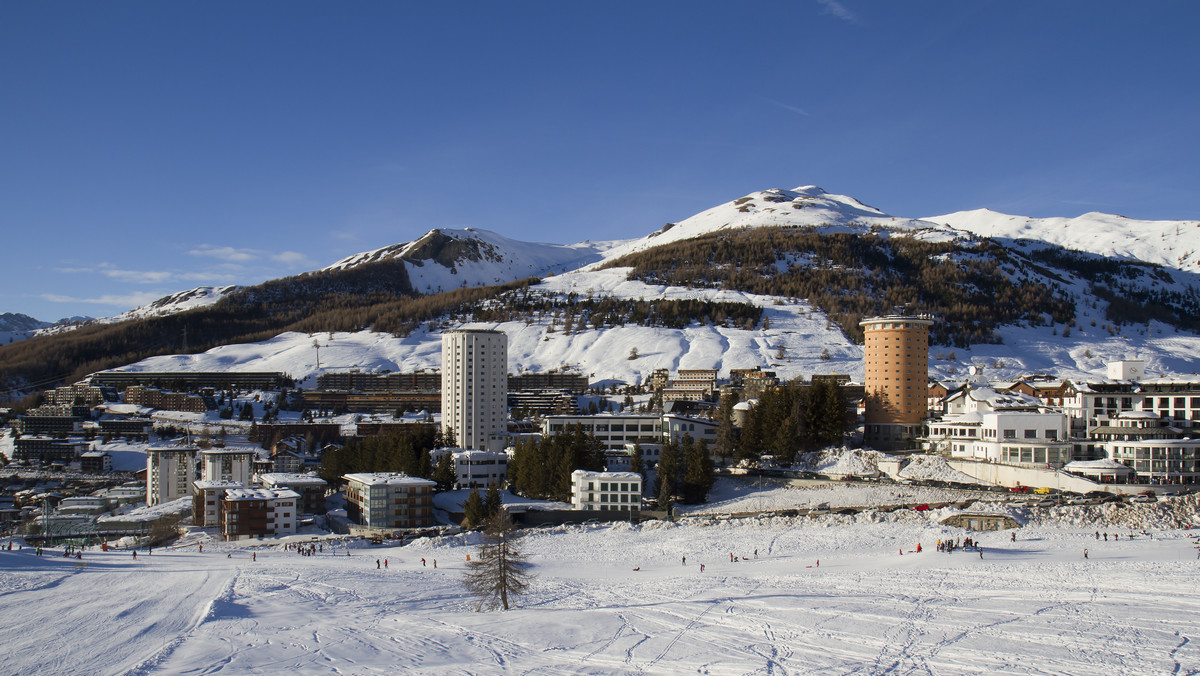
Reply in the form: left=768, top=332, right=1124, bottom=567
left=860, top=315, right=932, bottom=450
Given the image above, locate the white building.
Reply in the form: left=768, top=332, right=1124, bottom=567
left=199, top=447, right=256, bottom=484
left=430, top=448, right=508, bottom=489
left=1090, top=411, right=1200, bottom=485
left=570, top=470, right=643, bottom=511
left=442, top=328, right=508, bottom=452
left=146, top=446, right=199, bottom=506
left=343, top=472, right=437, bottom=529
left=924, top=387, right=1072, bottom=466
left=541, top=413, right=663, bottom=452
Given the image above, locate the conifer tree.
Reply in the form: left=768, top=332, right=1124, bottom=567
left=433, top=451, right=457, bottom=492
left=484, top=481, right=503, bottom=519
left=463, top=511, right=534, bottom=611
left=462, top=489, right=485, bottom=529
left=655, top=437, right=679, bottom=511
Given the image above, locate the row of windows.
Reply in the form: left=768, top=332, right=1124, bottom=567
left=1000, top=446, right=1072, bottom=464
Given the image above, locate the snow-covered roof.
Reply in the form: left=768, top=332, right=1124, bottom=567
left=343, top=472, right=435, bottom=487
left=571, top=470, right=642, bottom=481
left=224, top=487, right=300, bottom=501
left=194, top=480, right=245, bottom=490
left=258, top=473, right=327, bottom=486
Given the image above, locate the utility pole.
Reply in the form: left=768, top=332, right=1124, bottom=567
left=313, top=339, right=321, bottom=370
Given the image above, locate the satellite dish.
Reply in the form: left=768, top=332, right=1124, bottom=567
left=968, top=366, right=979, bottom=376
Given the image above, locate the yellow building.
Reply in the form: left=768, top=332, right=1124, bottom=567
left=860, top=315, right=932, bottom=450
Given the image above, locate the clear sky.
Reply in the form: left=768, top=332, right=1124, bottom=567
left=2, top=1, right=1197, bottom=322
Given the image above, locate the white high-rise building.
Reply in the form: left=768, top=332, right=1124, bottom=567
left=146, top=446, right=199, bottom=506
left=441, top=328, right=508, bottom=451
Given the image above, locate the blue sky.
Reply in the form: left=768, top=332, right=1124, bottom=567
left=2, top=1, right=1197, bottom=321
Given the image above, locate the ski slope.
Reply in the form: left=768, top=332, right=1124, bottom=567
left=4, top=494, right=1199, bottom=675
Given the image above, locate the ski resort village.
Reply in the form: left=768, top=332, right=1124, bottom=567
left=4, top=187, right=1200, bottom=674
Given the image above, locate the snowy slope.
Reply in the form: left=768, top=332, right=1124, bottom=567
left=112, top=285, right=239, bottom=321
left=115, top=267, right=864, bottom=386
left=598, top=185, right=955, bottom=263
left=928, top=208, right=1200, bottom=272
left=324, top=227, right=620, bottom=294
left=0, top=312, right=51, bottom=345
left=3, top=495, right=1199, bottom=675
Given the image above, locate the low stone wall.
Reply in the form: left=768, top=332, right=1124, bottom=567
left=947, top=459, right=1147, bottom=495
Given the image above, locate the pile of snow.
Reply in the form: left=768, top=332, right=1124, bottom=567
left=801, top=447, right=884, bottom=477
left=898, top=454, right=983, bottom=484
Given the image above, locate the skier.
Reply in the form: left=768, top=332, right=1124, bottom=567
left=421, top=558, right=426, bottom=567
left=1084, top=548, right=1089, bottom=559
left=376, top=559, right=380, bottom=569
left=682, top=556, right=686, bottom=566
left=384, top=559, right=388, bottom=569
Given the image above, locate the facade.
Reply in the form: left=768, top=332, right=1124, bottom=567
left=860, top=315, right=933, bottom=450
left=79, top=451, right=112, bottom=473
left=570, top=470, right=643, bottom=511
left=257, top=473, right=329, bottom=514
left=123, top=386, right=210, bottom=412
left=429, top=448, right=509, bottom=490
left=13, top=437, right=89, bottom=464
left=441, top=328, right=508, bottom=451
left=219, top=487, right=299, bottom=541
left=343, top=473, right=436, bottom=529
left=1090, top=412, right=1200, bottom=485
left=924, top=387, right=1072, bottom=466
left=542, top=414, right=663, bottom=452
left=661, top=414, right=719, bottom=445
left=146, top=447, right=199, bottom=506
left=193, top=480, right=245, bottom=527
left=200, top=448, right=256, bottom=484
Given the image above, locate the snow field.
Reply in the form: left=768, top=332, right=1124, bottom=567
left=3, top=515, right=1199, bottom=675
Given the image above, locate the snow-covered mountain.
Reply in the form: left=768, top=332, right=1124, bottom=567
left=325, top=227, right=619, bottom=294
left=597, top=186, right=955, bottom=263
left=927, top=208, right=1200, bottom=273
left=114, top=286, right=240, bottom=322
left=0, top=312, right=52, bottom=346
left=14, top=184, right=1200, bottom=390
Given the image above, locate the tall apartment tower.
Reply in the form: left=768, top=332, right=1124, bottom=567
left=146, top=446, right=199, bottom=506
left=860, top=315, right=933, bottom=451
left=441, top=328, right=508, bottom=451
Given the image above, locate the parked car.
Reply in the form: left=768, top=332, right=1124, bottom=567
left=1010, top=485, right=1030, bottom=494
left=1034, top=487, right=1052, bottom=495
left=913, top=504, right=930, bottom=511
left=1132, top=493, right=1157, bottom=503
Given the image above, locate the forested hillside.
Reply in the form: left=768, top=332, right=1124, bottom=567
left=602, top=227, right=1080, bottom=346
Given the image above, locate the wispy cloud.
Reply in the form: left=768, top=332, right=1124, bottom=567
left=188, top=245, right=259, bottom=263
left=815, top=0, right=856, bottom=23
left=41, top=291, right=164, bottom=307
left=762, top=96, right=810, bottom=117
left=272, top=251, right=315, bottom=266
left=54, top=263, right=174, bottom=284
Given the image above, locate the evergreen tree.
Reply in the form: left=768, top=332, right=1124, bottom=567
left=715, top=394, right=738, bottom=463
left=462, top=489, right=485, bottom=529
left=484, top=481, right=503, bottom=520
left=655, top=437, right=679, bottom=511
left=433, top=451, right=457, bottom=492
left=629, top=443, right=646, bottom=485
left=682, top=437, right=715, bottom=504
